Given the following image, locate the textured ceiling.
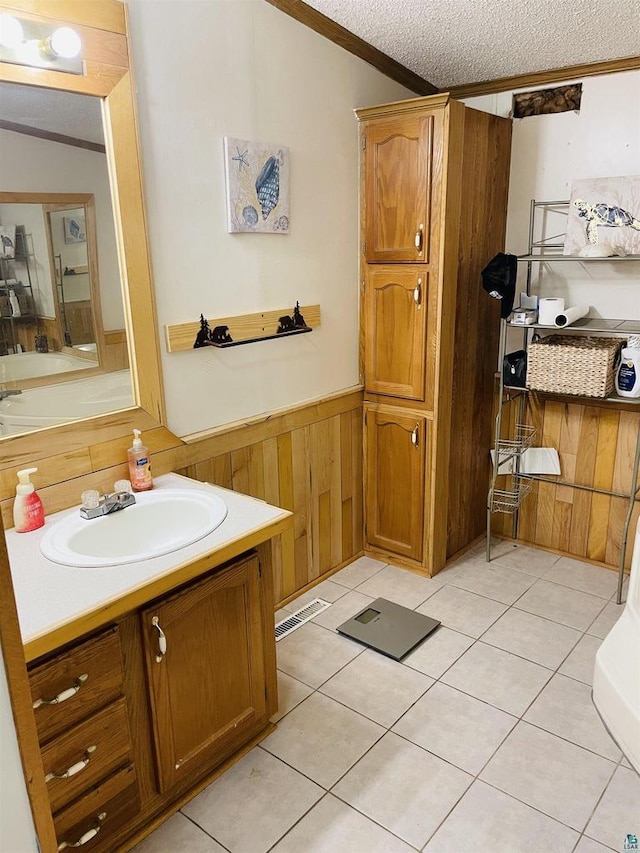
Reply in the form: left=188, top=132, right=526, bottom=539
left=303, top=0, right=640, bottom=88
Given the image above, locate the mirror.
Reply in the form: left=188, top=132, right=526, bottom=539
left=0, top=6, right=166, bottom=848
left=0, top=81, right=134, bottom=435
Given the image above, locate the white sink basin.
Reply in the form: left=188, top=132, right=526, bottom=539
left=40, top=489, right=228, bottom=568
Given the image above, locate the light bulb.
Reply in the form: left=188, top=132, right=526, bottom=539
left=0, top=14, right=24, bottom=48
left=48, top=26, right=81, bottom=59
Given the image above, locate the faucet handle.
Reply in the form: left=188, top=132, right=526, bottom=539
left=81, top=489, right=100, bottom=510
left=114, top=479, right=132, bottom=494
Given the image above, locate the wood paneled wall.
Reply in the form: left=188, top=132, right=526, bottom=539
left=0, top=389, right=363, bottom=606
left=493, top=394, right=640, bottom=570
left=102, top=328, right=129, bottom=372
left=176, top=403, right=363, bottom=604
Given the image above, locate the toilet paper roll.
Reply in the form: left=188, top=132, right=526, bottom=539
left=554, top=305, right=589, bottom=327
left=538, top=297, right=565, bottom=326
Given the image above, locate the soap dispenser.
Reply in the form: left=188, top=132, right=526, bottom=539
left=128, top=428, right=153, bottom=491
left=13, top=467, right=45, bottom=532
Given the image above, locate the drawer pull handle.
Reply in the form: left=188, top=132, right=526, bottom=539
left=152, top=616, right=167, bottom=663
left=57, top=812, right=106, bottom=850
left=33, top=674, right=88, bottom=710
left=413, top=279, right=422, bottom=307
left=411, top=424, right=420, bottom=448
left=45, top=746, right=96, bottom=783
left=414, top=225, right=424, bottom=253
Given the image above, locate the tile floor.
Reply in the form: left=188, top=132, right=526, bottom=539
left=133, top=541, right=639, bottom=853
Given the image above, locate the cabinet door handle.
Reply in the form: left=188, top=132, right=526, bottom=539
left=411, top=424, right=420, bottom=448
left=33, top=674, right=88, bottom=710
left=414, top=225, right=424, bottom=254
left=57, top=813, right=106, bottom=850
left=152, top=616, right=167, bottom=663
left=45, top=746, right=96, bottom=784
left=413, top=278, right=422, bottom=307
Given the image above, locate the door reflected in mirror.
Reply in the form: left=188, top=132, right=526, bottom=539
left=0, top=81, right=133, bottom=437
left=48, top=205, right=98, bottom=352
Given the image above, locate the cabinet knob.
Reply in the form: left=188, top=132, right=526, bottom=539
left=32, top=674, right=88, bottom=710
left=413, top=278, right=422, bottom=307
left=45, top=746, right=96, bottom=783
left=152, top=616, right=167, bottom=663
left=57, top=812, right=106, bottom=850
left=411, top=423, right=420, bottom=448
left=414, top=225, right=424, bottom=254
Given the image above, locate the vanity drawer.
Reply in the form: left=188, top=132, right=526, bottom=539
left=30, top=628, right=124, bottom=744
left=54, top=764, right=139, bottom=853
left=43, top=697, right=132, bottom=814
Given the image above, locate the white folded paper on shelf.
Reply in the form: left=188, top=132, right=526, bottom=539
left=554, top=305, right=589, bottom=327
left=490, top=447, right=561, bottom=475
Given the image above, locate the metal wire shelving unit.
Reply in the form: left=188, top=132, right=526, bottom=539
left=487, top=200, right=640, bottom=605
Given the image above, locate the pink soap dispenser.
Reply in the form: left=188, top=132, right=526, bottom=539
left=13, top=467, right=45, bottom=533
left=128, top=428, right=153, bottom=492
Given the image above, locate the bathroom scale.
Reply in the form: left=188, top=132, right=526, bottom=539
left=336, top=597, right=440, bottom=661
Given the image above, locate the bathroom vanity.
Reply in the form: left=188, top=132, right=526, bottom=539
left=7, top=474, right=292, bottom=852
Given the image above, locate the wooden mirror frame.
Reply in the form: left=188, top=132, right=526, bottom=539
left=0, top=0, right=165, bottom=462
left=0, top=2, right=164, bottom=848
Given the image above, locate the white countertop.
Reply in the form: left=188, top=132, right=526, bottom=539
left=5, top=473, right=291, bottom=658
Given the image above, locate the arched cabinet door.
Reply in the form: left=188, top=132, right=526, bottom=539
left=363, top=114, right=433, bottom=263
left=364, top=267, right=428, bottom=400
left=364, top=406, right=427, bottom=561
left=140, top=553, right=267, bottom=793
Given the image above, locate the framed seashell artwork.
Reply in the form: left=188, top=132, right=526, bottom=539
left=223, top=136, right=290, bottom=234
left=564, top=175, right=640, bottom=256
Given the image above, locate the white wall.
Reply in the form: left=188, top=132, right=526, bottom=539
left=465, top=71, right=640, bottom=321
left=0, top=129, right=125, bottom=330
left=126, top=0, right=413, bottom=437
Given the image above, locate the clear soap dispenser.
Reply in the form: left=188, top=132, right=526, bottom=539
left=127, top=428, right=153, bottom=491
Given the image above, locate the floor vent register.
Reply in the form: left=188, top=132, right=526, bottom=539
left=275, top=598, right=332, bottom=641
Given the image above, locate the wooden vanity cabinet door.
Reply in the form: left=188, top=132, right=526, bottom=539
left=363, top=114, right=432, bottom=263
left=140, top=553, right=267, bottom=793
left=365, top=267, right=428, bottom=400
left=364, top=407, right=427, bottom=561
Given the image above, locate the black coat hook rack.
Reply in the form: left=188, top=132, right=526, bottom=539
left=193, top=302, right=313, bottom=349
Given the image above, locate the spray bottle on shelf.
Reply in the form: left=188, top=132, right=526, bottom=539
left=616, top=335, right=640, bottom=398
left=8, top=289, right=21, bottom=317
left=13, top=468, right=45, bottom=533
left=127, top=428, right=153, bottom=491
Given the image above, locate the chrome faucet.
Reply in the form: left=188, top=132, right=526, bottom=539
left=0, top=388, right=22, bottom=401
left=80, top=490, right=136, bottom=519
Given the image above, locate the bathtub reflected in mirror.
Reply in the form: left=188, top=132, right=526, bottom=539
left=0, top=370, right=134, bottom=436
left=0, top=350, right=96, bottom=384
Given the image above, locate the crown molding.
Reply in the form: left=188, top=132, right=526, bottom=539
left=263, top=0, right=437, bottom=96
left=448, top=55, right=640, bottom=99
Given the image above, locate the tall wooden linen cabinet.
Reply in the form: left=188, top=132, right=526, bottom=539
left=357, top=94, right=512, bottom=575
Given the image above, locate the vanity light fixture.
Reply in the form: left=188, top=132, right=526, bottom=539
left=0, top=14, right=83, bottom=74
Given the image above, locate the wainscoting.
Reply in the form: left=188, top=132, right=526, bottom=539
left=1, top=384, right=635, bottom=611
left=175, top=392, right=363, bottom=604
left=492, top=395, right=640, bottom=570
left=0, top=388, right=363, bottom=606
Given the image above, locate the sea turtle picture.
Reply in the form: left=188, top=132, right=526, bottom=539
left=574, top=199, right=640, bottom=244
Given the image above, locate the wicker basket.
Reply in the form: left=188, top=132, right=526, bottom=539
left=526, top=335, right=622, bottom=398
